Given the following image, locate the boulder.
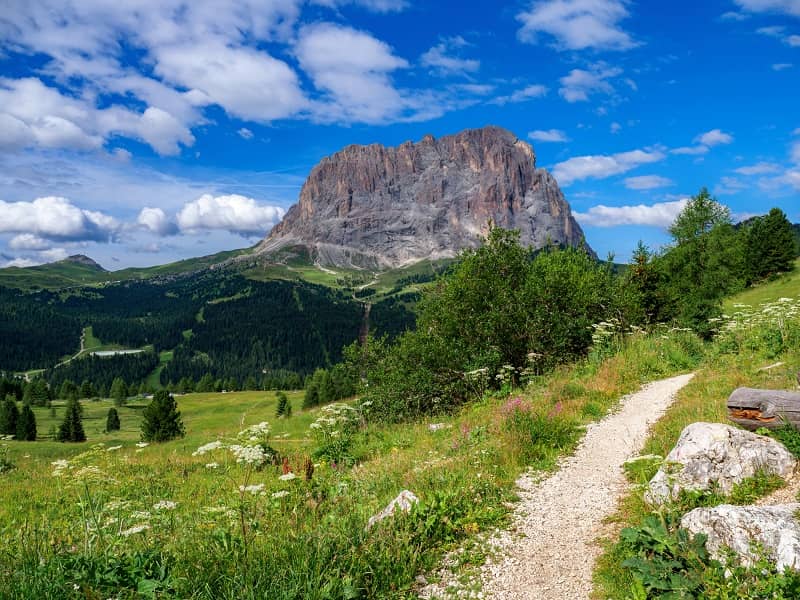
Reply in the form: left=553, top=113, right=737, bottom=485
left=366, top=490, right=419, bottom=530
left=646, top=422, right=796, bottom=505
left=681, top=503, right=800, bottom=570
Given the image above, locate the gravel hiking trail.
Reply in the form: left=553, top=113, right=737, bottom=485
left=420, top=372, right=695, bottom=600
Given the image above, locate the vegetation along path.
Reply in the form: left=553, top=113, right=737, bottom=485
left=478, top=373, right=695, bottom=599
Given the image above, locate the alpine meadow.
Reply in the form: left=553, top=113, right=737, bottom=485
left=2, top=1, right=800, bottom=599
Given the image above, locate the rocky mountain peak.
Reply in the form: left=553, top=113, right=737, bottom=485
left=257, top=125, right=592, bottom=269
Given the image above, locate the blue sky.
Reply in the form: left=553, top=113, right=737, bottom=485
left=0, top=0, right=798, bottom=269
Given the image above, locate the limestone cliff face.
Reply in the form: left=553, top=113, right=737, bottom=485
left=257, top=126, right=592, bottom=268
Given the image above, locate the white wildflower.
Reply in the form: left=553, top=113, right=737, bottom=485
left=106, top=445, right=122, bottom=452
left=135, top=442, right=149, bottom=448
left=121, top=524, right=150, bottom=536
left=279, top=472, right=297, bottom=481
left=131, top=511, right=151, bottom=520
left=153, top=500, right=177, bottom=511
left=239, top=483, right=265, bottom=495
left=229, top=444, right=268, bottom=466
left=205, top=462, right=220, bottom=469
left=271, top=490, right=290, bottom=499
left=51, top=459, right=70, bottom=476
left=192, top=440, right=224, bottom=456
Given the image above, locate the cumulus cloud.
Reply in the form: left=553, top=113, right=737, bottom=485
left=238, top=128, right=254, bottom=140
left=528, top=129, right=569, bottom=143
left=0, top=197, right=119, bottom=242
left=552, top=148, right=666, bottom=186
left=8, top=234, right=52, bottom=251
left=137, top=207, right=178, bottom=236
left=574, top=199, right=688, bottom=228
left=624, top=175, right=673, bottom=190
left=420, top=37, right=480, bottom=76
left=296, top=22, right=418, bottom=124
left=695, top=129, right=734, bottom=146
left=311, top=0, right=409, bottom=12
left=491, top=84, right=549, bottom=105
left=734, top=0, right=800, bottom=17
left=176, top=194, right=285, bottom=235
left=558, top=65, right=623, bottom=102
left=517, top=0, right=638, bottom=51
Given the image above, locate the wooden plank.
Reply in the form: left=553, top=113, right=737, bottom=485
left=727, top=387, right=800, bottom=430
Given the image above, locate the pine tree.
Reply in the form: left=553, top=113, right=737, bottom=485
left=275, top=391, right=291, bottom=418
left=747, top=208, right=796, bottom=281
left=80, top=379, right=95, bottom=399
left=57, top=397, right=86, bottom=442
left=0, top=395, right=20, bottom=436
left=196, top=373, right=215, bottom=393
left=141, top=390, right=185, bottom=442
left=16, top=404, right=37, bottom=441
left=110, top=377, right=128, bottom=405
left=106, top=407, right=121, bottom=432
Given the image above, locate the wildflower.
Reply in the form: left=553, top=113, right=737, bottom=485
left=121, top=524, right=150, bottom=536
left=229, top=444, right=269, bottom=466
left=51, top=459, right=70, bottom=476
left=271, top=490, right=290, bottom=499
left=239, top=483, right=265, bottom=495
left=135, top=442, right=149, bottom=448
left=192, top=440, right=224, bottom=456
left=205, top=462, right=219, bottom=469
left=279, top=472, right=297, bottom=481
left=106, top=445, right=122, bottom=452
left=153, top=500, right=177, bottom=510
left=131, top=511, right=151, bottom=520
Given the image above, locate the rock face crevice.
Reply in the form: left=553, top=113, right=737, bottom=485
left=257, top=126, right=592, bottom=269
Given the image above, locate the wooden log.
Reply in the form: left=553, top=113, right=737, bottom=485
left=727, top=387, right=800, bottom=431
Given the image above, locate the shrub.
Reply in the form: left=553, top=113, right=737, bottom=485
left=106, top=407, right=121, bottom=432
left=141, top=391, right=185, bottom=442
left=309, top=403, right=362, bottom=463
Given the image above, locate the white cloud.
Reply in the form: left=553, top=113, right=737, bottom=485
left=788, top=34, right=800, bottom=46
left=155, top=42, right=307, bottom=123
left=311, top=0, right=409, bottom=12
left=558, top=65, right=622, bottom=102
left=491, top=84, right=549, bottom=105
left=517, top=0, right=637, bottom=51
left=528, top=129, right=569, bottom=143
left=574, top=199, right=688, bottom=228
left=695, top=129, right=734, bottom=146
left=0, top=197, right=119, bottom=242
left=734, top=162, right=782, bottom=175
left=757, top=25, right=786, bottom=37
left=296, top=22, right=418, bottom=124
left=624, top=175, right=673, bottom=190
left=610, top=121, right=622, bottom=134
left=773, top=63, right=794, bottom=70
left=714, top=176, right=747, bottom=195
left=552, top=148, right=666, bottom=186
left=176, top=194, right=285, bottom=235
left=2, top=257, right=39, bottom=268
left=734, top=0, right=800, bottom=17
left=137, top=207, right=178, bottom=236
left=720, top=10, right=749, bottom=20
left=8, top=234, right=52, bottom=251
left=238, top=128, right=254, bottom=140
left=420, top=37, right=480, bottom=76
left=792, top=140, right=800, bottom=163
left=671, top=145, right=710, bottom=156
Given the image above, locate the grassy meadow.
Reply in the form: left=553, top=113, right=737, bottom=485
left=0, top=329, right=706, bottom=599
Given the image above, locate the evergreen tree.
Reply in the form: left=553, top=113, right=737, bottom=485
left=141, top=390, right=185, bottom=442
left=80, top=379, right=95, bottom=399
left=57, top=397, right=86, bottom=442
left=26, top=380, right=50, bottom=407
left=16, top=405, right=36, bottom=441
left=110, top=377, right=128, bottom=405
left=0, top=395, right=20, bottom=436
left=196, top=373, right=215, bottom=393
left=106, top=407, right=121, bottom=432
left=59, top=380, right=79, bottom=401
left=275, top=391, right=291, bottom=418
left=177, top=377, right=194, bottom=394
left=244, top=375, right=258, bottom=390
left=746, top=208, right=796, bottom=281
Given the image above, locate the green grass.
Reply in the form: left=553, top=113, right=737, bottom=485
left=144, top=351, right=173, bottom=390
left=723, top=258, right=800, bottom=310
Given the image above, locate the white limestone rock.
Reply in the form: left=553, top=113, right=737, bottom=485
left=646, top=422, right=796, bottom=505
left=682, top=503, right=800, bottom=571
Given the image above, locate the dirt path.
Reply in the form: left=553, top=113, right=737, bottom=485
left=420, top=372, right=695, bottom=600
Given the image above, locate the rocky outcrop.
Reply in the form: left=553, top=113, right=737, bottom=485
left=681, top=504, right=800, bottom=570
left=257, top=126, right=591, bottom=269
left=646, top=422, right=796, bottom=505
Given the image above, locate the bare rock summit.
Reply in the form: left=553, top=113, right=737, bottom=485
left=256, top=126, right=592, bottom=269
